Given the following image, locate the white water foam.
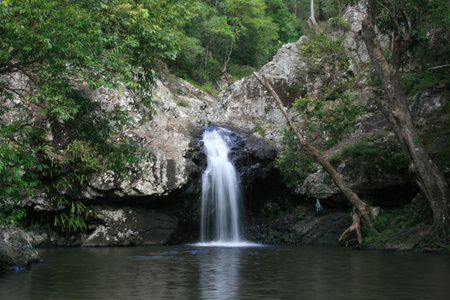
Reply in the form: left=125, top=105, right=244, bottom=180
left=200, top=129, right=244, bottom=244
left=195, top=241, right=263, bottom=248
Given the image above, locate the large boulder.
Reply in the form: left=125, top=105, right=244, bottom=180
left=0, top=226, right=40, bottom=271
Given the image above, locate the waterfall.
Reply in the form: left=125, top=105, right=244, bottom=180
left=200, top=128, right=242, bottom=243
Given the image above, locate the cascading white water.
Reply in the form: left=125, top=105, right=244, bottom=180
left=200, top=129, right=242, bottom=243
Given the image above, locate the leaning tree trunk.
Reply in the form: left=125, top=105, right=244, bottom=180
left=254, top=72, right=376, bottom=243
left=361, top=0, right=450, bottom=236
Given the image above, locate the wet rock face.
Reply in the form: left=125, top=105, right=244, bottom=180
left=245, top=208, right=352, bottom=246
left=223, top=127, right=277, bottom=187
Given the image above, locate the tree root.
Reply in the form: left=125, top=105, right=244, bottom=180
left=339, top=203, right=449, bottom=251
left=338, top=207, right=363, bottom=247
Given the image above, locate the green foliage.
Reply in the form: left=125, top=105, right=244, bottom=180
left=227, top=63, right=256, bottom=80
left=252, top=119, right=266, bottom=136
left=0, top=123, right=45, bottom=200
left=265, top=0, right=302, bottom=43
left=297, top=212, right=305, bottom=221
left=34, top=98, right=151, bottom=232
left=275, top=128, right=318, bottom=188
left=299, top=28, right=350, bottom=75
left=25, top=199, right=94, bottom=233
left=0, top=122, right=47, bottom=226
left=0, top=205, right=26, bottom=226
left=329, top=16, right=351, bottom=31
left=328, top=139, right=408, bottom=177
left=275, top=15, right=365, bottom=189
left=52, top=200, right=89, bottom=232
left=362, top=196, right=434, bottom=248
left=375, top=0, right=450, bottom=42
left=402, top=70, right=450, bottom=95
left=168, top=0, right=300, bottom=85
left=295, top=28, right=363, bottom=148
left=0, top=0, right=185, bottom=232
left=0, top=0, right=197, bottom=119
left=186, top=79, right=218, bottom=95
left=329, top=140, right=374, bottom=164
left=295, top=92, right=363, bottom=148
left=176, top=99, right=192, bottom=107
left=168, top=32, right=208, bottom=83
left=373, top=0, right=450, bottom=84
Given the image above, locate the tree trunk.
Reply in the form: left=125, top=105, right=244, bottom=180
left=338, top=207, right=363, bottom=247
left=361, top=0, right=450, bottom=235
left=309, top=0, right=317, bottom=26
left=222, top=45, right=233, bottom=74
left=294, top=1, right=298, bottom=18
left=254, top=72, right=375, bottom=232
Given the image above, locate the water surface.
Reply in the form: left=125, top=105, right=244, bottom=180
left=1, top=245, right=449, bottom=299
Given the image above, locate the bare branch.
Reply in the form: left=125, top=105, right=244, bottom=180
left=399, top=0, right=413, bottom=37
left=427, top=65, right=450, bottom=71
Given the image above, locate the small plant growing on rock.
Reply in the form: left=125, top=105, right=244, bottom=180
left=176, top=99, right=191, bottom=107
left=252, top=119, right=266, bottom=137
left=328, top=138, right=408, bottom=178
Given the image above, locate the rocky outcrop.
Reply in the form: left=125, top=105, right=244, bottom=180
left=296, top=88, right=448, bottom=207
left=79, top=78, right=213, bottom=201
left=26, top=206, right=178, bottom=247
left=209, top=40, right=306, bottom=143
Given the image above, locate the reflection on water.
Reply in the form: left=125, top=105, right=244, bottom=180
left=200, top=247, right=242, bottom=300
left=1, top=245, right=449, bottom=300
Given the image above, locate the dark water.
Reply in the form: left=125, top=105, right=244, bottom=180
left=1, top=245, right=449, bottom=300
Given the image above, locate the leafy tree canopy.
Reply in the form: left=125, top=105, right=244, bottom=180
left=0, top=0, right=197, bottom=118
left=168, top=0, right=302, bottom=84
left=0, top=0, right=198, bottom=227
